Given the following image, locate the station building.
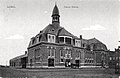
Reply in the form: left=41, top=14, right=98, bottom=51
left=108, top=46, right=120, bottom=74
left=10, top=4, right=108, bottom=68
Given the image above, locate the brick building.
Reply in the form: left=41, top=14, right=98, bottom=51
left=108, top=46, right=120, bottom=74
left=10, top=51, right=28, bottom=68
left=10, top=4, right=108, bottom=68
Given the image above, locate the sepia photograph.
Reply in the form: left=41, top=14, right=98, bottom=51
left=0, top=0, right=120, bottom=78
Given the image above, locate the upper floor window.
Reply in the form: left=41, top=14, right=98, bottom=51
left=82, top=43, right=86, bottom=48
left=75, top=39, right=81, bottom=47
left=65, top=37, right=71, bottom=44
left=35, top=49, right=41, bottom=63
left=86, top=45, right=91, bottom=51
left=51, top=49, right=55, bottom=57
left=39, top=35, right=42, bottom=42
left=48, top=34, right=56, bottom=43
left=32, top=38, right=35, bottom=44
left=48, top=47, right=55, bottom=57
left=60, top=50, right=64, bottom=57
left=109, top=57, right=112, bottom=60
left=59, top=37, right=64, bottom=43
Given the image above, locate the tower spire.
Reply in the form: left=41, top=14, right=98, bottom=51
left=51, top=4, right=60, bottom=24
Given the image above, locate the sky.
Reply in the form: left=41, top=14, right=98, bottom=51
left=0, top=0, right=119, bottom=65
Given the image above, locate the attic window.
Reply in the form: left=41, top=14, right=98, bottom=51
left=40, top=31, right=42, bottom=33
left=51, top=29, right=54, bottom=32
left=32, top=38, right=35, bottom=44
left=39, top=35, right=42, bottom=42
left=83, top=44, right=85, bottom=47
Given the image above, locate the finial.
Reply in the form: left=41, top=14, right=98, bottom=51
left=55, top=1, right=57, bottom=5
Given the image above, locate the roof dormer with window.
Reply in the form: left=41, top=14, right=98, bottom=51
left=75, top=39, right=82, bottom=47
left=47, top=34, right=56, bottom=43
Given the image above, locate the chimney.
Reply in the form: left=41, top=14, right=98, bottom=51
left=80, top=35, right=82, bottom=39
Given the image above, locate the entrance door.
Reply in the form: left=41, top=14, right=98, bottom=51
left=75, top=60, right=80, bottom=68
left=65, top=59, right=70, bottom=67
left=21, top=57, right=27, bottom=68
left=48, top=58, right=54, bottom=67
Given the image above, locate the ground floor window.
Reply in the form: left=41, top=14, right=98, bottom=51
left=48, top=58, right=54, bottom=67
left=60, top=58, right=64, bottom=63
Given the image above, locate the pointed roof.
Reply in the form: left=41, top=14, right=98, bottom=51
left=88, top=38, right=102, bottom=44
left=10, top=54, right=27, bottom=61
left=58, top=28, right=78, bottom=38
left=52, top=4, right=59, bottom=16
left=42, top=24, right=62, bottom=35
left=88, top=38, right=107, bottom=50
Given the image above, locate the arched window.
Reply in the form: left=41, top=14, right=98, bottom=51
left=93, top=44, right=97, bottom=51
left=39, top=35, right=42, bottom=42
left=87, top=45, right=91, bottom=51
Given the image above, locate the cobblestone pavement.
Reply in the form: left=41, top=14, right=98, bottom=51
left=0, top=67, right=119, bottom=78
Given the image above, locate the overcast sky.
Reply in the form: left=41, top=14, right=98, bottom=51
left=0, top=0, right=119, bottom=65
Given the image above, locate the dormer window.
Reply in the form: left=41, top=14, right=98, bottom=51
left=59, top=37, right=64, bottom=43
left=39, top=35, right=42, bottom=42
left=87, top=45, right=91, bottom=51
left=83, top=43, right=85, bottom=48
left=32, top=38, right=35, bottom=45
left=48, top=34, right=56, bottom=43
left=75, top=39, right=81, bottom=47
left=52, top=36, right=54, bottom=40
left=52, top=29, right=54, bottom=32
left=58, top=36, right=72, bottom=44
left=65, top=37, right=71, bottom=44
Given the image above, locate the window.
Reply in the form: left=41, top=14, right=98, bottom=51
left=76, top=51, right=81, bottom=59
left=65, top=37, right=71, bottom=44
left=73, top=39, right=75, bottom=45
left=32, top=38, right=35, bottom=44
left=60, top=50, right=63, bottom=57
left=116, top=63, right=119, bottom=65
left=87, top=45, right=91, bottom=51
left=68, top=50, right=71, bottom=58
left=49, top=35, right=51, bottom=39
left=109, top=57, right=112, bottom=60
left=59, top=37, right=64, bottom=43
left=113, top=57, right=115, bottom=60
left=60, top=50, right=64, bottom=63
left=75, top=40, right=81, bottom=47
left=60, top=59, right=64, bottom=63
left=35, top=49, right=40, bottom=63
left=39, top=35, right=42, bottom=42
left=48, top=47, right=55, bottom=57
left=76, top=51, right=79, bottom=58
left=65, top=50, right=71, bottom=58
left=83, top=44, right=85, bottom=47
left=68, top=50, right=71, bottom=54
left=51, top=49, right=55, bottom=57
left=48, top=48, right=51, bottom=56
left=52, top=36, right=54, bottom=40
left=51, top=29, right=54, bottom=32
left=30, top=59, right=32, bottom=66
left=48, top=34, right=55, bottom=43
